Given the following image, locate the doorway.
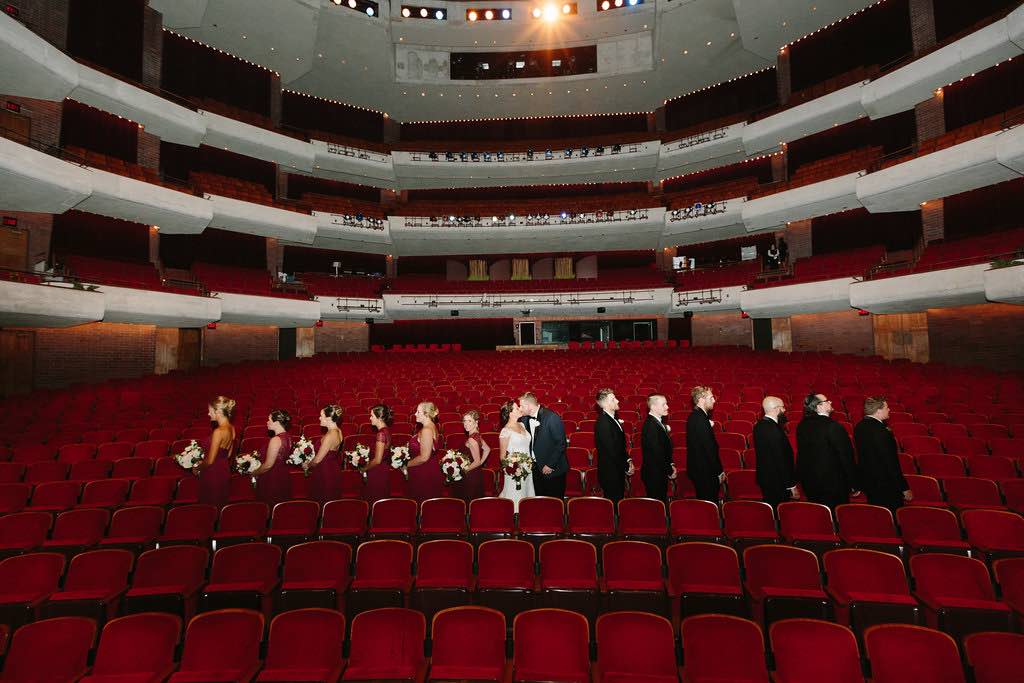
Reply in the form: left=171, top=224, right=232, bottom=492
left=633, top=321, right=654, bottom=342
left=518, top=322, right=536, bottom=345
left=0, top=330, right=34, bottom=396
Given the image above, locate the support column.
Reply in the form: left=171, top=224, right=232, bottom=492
left=784, top=219, right=812, bottom=262
left=921, top=198, right=945, bottom=244
left=656, top=246, right=676, bottom=273
left=266, top=238, right=284, bottom=276
left=148, top=226, right=160, bottom=266
left=776, top=47, right=792, bottom=106
left=275, top=167, right=289, bottom=201
left=915, top=92, right=945, bottom=142
left=385, top=254, right=397, bottom=278
left=269, top=74, right=282, bottom=127
left=772, top=317, right=793, bottom=352
left=771, top=149, right=788, bottom=183
left=141, top=6, right=163, bottom=90
left=382, top=116, right=401, bottom=144
left=137, top=130, right=160, bottom=169
left=908, top=0, right=938, bottom=55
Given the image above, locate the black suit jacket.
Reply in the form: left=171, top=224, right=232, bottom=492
left=686, top=407, right=722, bottom=483
left=854, top=417, right=908, bottom=503
left=595, top=411, right=629, bottom=497
left=796, top=413, right=858, bottom=502
left=753, top=417, right=796, bottom=502
left=520, top=406, right=568, bottom=476
left=641, top=414, right=673, bottom=480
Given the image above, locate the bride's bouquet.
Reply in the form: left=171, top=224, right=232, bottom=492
left=501, top=451, right=535, bottom=491
left=440, top=449, right=469, bottom=485
left=346, top=443, right=371, bottom=473
left=235, top=451, right=261, bottom=475
left=174, top=440, right=205, bottom=470
left=391, top=446, right=411, bottom=477
left=287, top=436, right=316, bottom=470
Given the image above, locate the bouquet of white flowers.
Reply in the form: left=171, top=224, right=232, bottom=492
left=501, top=450, right=535, bottom=491
left=174, top=440, right=205, bottom=470
left=346, top=443, right=371, bottom=470
left=236, top=451, right=261, bottom=475
left=287, top=435, right=316, bottom=468
left=391, top=446, right=411, bottom=477
left=440, top=449, right=469, bottom=485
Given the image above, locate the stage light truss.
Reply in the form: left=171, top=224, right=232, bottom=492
left=674, top=289, right=724, bottom=306
left=332, top=298, right=383, bottom=314
left=400, top=290, right=656, bottom=309
left=467, top=7, right=512, bottom=21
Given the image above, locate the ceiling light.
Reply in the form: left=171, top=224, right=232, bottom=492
left=601, top=0, right=609, bottom=8
left=544, top=4, right=558, bottom=20
left=468, top=10, right=478, bottom=20
left=502, top=8, right=511, bottom=18
left=532, top=6, right=542, bottom=17
left=365, top=6, right=374, bottom=15
left=562, top=3, right=572, bottom=13
left=348, top=0, right=356, bottom=7
left=402, top=7, right=410, bottom=16
left=627, top=0, right=638, bottom=5
left=435, top=9, right=444, bottom=18
left=484, top=9, right=494, bottom=19
left=420, top=7, right=428, bottom=16
left=614, top=0, right=623, bottom=6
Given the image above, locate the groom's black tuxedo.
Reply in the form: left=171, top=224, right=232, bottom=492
left=641, top=414, right=673, bottom=502
left=520, top=406, right=568, bottom=498
left=595, top=411, right=629, bottom=503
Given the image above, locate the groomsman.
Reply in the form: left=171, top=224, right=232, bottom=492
left=641, top=393, right=675, bottom=503
left=594, top=388, right=632, bottom=503
left=753, top=396, right=798, bottom=507
left=519, top=392, right=568, bottom=498
left=687, top=386, right=724, bottom=502
left=855, top=396, right=911, bottom=512
left=796, top=393, right=859, bottom=509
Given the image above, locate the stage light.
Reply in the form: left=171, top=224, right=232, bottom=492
left=435, top=9, right=444, bottom=18
left=502, top=8, right=511, bottom=18
left=484, top=9, right=494, bottom=19
left=365, top=6, right=374, bottom=15
left=332, top=0, right=341, bottom=4
left=420, top=7, right=428, bottom=15
left=532, top=6, right=542, bottom=17
left=560, top=211, right=568, bottom=219
left=601, top=0, right=610, bottom=7
left=468, top=9, right=478, bottom=20
left=552, top=59, right=562, bottom=67
left=515, top=60, right=526, bottom=68
left=543, top=4, right=558, bottom=20
left=402, top=6, right=410, bottom=15
left=562, top=3, right=571, bottom=13
left=492, top=216, right=499, bottom=222
left=614, top=0, right=622, bottom=6
left=348, top=0, right=356, bottom=7
left=628, top=0, right=638, bottom=5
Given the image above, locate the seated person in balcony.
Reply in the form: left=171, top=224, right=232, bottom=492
left=765, top=243, right=782, bottom=270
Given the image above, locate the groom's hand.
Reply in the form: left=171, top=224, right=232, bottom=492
left=542, top=465, right=553, bottom=475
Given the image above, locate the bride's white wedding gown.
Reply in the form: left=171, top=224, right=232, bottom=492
left=499, top=426, right=535, bottom=511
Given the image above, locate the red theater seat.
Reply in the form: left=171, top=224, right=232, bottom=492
left=42, top=548, right=133, bottom=623
left=513, top=609, right=590, bottom=683
left=770, top=619, right=863, bottom=683
left=200, top=542, right=282, bottom=615
left=863, top=624, right=965, bottom=683
left=258, top=608, right=346, bottom=683
left=593, top=611, right=679, bottom=683
left=169, top=609, right=264, bottom=683
left=0, top=616, right=96, bottom=683
left=680, top=614, right=769, bottom=683
left=343, top=608, right=426, bottom=682
left=82, top=612, right=182, bottom=683
left=964, top=631, right=1024, bottom=683
left=122, top=545, right=208, bottom=619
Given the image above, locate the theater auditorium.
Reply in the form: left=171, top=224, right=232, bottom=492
left=1, top=0, right=1023, bottom=680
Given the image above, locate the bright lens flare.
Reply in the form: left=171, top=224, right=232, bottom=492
left=543, top=4, right=558, bottom=20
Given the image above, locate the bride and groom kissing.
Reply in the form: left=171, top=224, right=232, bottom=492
left=499, top=392, right=569, bottom=505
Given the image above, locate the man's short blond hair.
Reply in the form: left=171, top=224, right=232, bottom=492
left=518, top=392, right=539, bottom=406
left=647, top=393, right=666, bottom=409
left=691, top=385, right=712, bottom=406
left=864, top=396, right=887, bottom=416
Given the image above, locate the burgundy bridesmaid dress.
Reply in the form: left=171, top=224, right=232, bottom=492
left=256, top=432, right=293, bottom=506
left=362, top=427, right=392, bottom=505
left=406, top=431, right=443, bottom=502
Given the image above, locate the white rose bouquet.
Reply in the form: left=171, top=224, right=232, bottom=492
left=174, top=440, right=205, bottom=470
left=501, top=451, right=535, bottom=491
left=391, top=446, right=411, bottom=477
left=287, top=435, right=316, bottom=467
left=236, top=451, right=261, bottom=475
left=347, top=443, right=371, bottom=470
left=440, top=449, right=469, bottom=485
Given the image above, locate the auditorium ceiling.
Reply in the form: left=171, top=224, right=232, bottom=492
left=150, top=0, right=876, bottom=121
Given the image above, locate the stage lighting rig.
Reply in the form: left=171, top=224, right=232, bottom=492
left=532, top=3, right=577, bottom=20
left=401, top=5, right=447, bottom=20
left=467, top=7, right=512, bottom=21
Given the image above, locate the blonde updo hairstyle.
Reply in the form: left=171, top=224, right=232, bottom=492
left=210, top=396, right=237, bottom=420
left=418, top=401, right=439, bottom=424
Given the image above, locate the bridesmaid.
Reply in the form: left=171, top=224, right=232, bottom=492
left=454, top=410, right=490, bottom=501
left=254, top=409, right=292, bottom=506
left=363, top=404, right=392, bottom=505
left=406, top=401, right=442, bottom=502
left=307, top=404, right=344, bottom=503
left=197, top=396, right=237, bottom=507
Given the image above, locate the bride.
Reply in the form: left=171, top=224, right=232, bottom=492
left=498, top=400, right=535, bottom=510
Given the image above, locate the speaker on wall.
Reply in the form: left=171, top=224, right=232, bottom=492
left=597, top=307, right=606, bottom=313
left=451, top=310, right=460, bottom=316
left=365, top=318, right=374, bottom=325
left=684, top=311, right=694, bottom=319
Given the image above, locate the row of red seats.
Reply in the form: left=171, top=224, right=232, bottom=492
left=59, top=254, right=203, bottom=296
left=191, top=262, right=312, bottom=300
left=387, top=268, right=669, bottom=295
left=674, top=260, right=762, bottom=291
left=16, top=606, right=1016, bottom=683
left=298, top=273, right=386, bottom=299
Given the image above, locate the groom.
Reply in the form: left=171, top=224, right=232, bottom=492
left=518, top=392, right=568, bottom=498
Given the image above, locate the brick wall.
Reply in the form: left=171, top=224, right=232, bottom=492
left=785, top=219, right=813, bottom=261
left=915, top=93, right=945, bottom=142
left=921, top=198, right=944, bottom=243
left=137, top=130, right=160, bottom=169
left=314, top=321, right=370, bottom=353
left=17, top=0, right=69, bottom=50
left=928, top=303, right=1024, bottom=372
left=33, top=322, right=157, bottom=388
left=202, top=324, right=279, bottom=367
left=141, top=6, right=163, bottom=89
left=908, top=0, right=938, bottom=54
left=3, top=96, right=62, bottom=148
left=873, top=312, right=930, bottom=362
left=1, top=212, right=52, bottom=266
left=691, top=313, right=752, bottom=348
left=790, top=310, right=875, bottom=355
